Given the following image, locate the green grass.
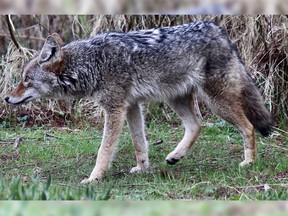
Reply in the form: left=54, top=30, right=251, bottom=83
left=0, top=114, right=288, bottom=200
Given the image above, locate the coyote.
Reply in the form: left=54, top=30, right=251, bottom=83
left=5, top=22, right=272, bottom=183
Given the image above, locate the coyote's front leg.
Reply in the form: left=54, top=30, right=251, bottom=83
left=126, top=103, right=149, bottom=173
left=81, top=107, right=126, bottom=183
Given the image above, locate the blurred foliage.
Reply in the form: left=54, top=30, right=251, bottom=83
left=1, top=0, right=288, bottom=14
left=1, top=200, right=288, bottom=216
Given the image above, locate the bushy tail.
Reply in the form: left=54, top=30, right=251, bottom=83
left=242, top=80, right=273, bottom=137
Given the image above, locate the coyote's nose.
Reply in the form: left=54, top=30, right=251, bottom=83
left=4, top=96, right=9, bottom=103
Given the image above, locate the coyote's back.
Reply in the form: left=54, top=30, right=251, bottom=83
left=5, top=21, right=272, bottom=183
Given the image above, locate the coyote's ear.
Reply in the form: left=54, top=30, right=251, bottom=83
left=38, top=33, right=64, bottom=74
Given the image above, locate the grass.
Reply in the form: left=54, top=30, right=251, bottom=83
left=0, top=110, right=288, bottom=201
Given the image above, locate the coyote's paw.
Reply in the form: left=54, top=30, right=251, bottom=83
left=165, top=151, right=184, bottom=165
left=130, top=164, right=149, bottom=173
left=130, top=166, right=143, bottom=173
left=81, top=178, right=91, bottom=184
left=80, top=177, right=100, bottom=184
left=239, top=159, right=255, bottom=167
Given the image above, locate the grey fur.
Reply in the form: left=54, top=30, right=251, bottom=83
left=5, top=21, right=272, bottom=183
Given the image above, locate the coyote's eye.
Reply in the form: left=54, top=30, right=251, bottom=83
left=24, top=76, right=30, bottom=82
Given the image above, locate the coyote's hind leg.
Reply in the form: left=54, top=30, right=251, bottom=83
left=210, top=97, right=256, bottom=167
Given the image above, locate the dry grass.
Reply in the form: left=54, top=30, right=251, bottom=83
left=0, top=15, right=287, bottom=128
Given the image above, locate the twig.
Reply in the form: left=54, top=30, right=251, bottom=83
left=226, top=185, right=251, bottom=200
left=153, top=139, right=163, bottom=145
left=0, top=110, right=5, bottom=118
left=13, top=137, right=23, bottom=149
left=273, top=126, right=288, bottom=135
left=235, top=183, right=288, bottom=189
left=44, top=133, right=59, bottom=139
left=5, top=15, right=20, bottom=50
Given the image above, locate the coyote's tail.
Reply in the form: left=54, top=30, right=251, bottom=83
left=242, top=79, right=273, bottom=137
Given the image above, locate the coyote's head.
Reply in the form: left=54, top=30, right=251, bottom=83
left=5, top=33, right=64, bottom=105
